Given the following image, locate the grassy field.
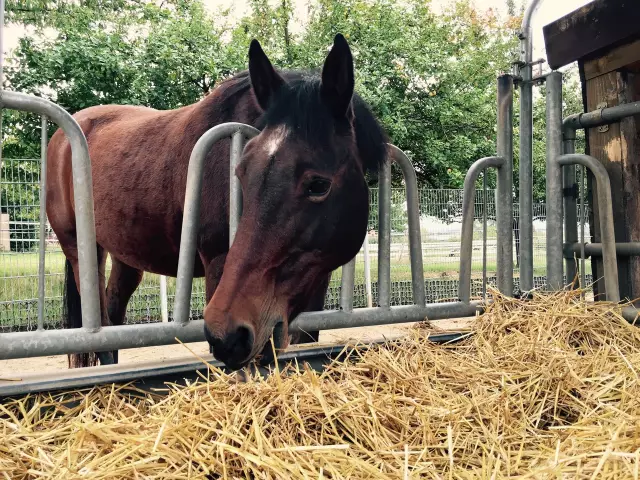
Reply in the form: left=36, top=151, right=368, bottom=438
left=0, top=246, right=553, bottom=330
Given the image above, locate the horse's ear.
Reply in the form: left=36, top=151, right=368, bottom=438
left=321, top=33, right=355, bottom=119
left=249, top=39, right=285, bottom=111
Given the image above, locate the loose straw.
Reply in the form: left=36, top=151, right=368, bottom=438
left=2, top=288, right=640, bottom=479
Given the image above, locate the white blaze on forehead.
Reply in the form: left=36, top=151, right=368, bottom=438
left=264, top=125, right=289, bottom=156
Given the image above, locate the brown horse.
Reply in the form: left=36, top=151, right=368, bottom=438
left=46, top=34, right=388, bottom=371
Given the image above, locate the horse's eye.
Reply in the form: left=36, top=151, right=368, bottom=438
left=306, top=178, right=332, bottom=198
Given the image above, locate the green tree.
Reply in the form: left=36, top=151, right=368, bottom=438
left=1, top=0, right=584, bottom=251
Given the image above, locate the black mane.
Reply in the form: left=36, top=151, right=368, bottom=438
left=216, top=69, right=389, bottom=176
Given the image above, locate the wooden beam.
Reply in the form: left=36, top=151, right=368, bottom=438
left=583, top=38, right=640, bottom=81
left=543, top=0, right=640, bottom=70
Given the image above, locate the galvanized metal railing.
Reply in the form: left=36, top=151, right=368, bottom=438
left=171, top=126, right=479, bottom=337
left=0, top=118, right=483, bottom=361
left=0, top=91, right=102, bottom=337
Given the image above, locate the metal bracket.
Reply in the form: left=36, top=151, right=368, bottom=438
left=596, top=102, right=609, bottom=132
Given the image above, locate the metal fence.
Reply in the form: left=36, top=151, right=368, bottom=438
left=0, top=157, right=593, bottom=332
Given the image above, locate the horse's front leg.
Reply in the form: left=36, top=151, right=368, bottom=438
left=105, top=257, right=144, bottom=364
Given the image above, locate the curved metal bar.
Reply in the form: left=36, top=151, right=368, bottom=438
left=387, top=144, right=426, bottom=306
left=1, top=91, right=102, bottom=331
left=173, top=122, right=260, bottom=325
left=458, top=156, right=505, bottom=302
left=520, top=0, right=543, bottom=65
left=558, top=154, right=620, bottom=302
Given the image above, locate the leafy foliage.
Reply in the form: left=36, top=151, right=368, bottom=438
left=1, top=0, right=585, bottom=249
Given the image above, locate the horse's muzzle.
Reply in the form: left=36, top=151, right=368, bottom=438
left=205, top=323, right=255, bottom=371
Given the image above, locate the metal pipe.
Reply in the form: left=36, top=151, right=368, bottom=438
left=496, top=74, right=514, bottom=296
left=388, top=144, right=426, bottom=306
left=340, top=258, right=356, bottom=312
left=363, top=232, right=372, bottom=308
left=458, top=156, right=504, bottom=302
left=1, top=91, right=102, bottom=332
left=37, top=115, right=47, bottom=331
left=545, top=72, right=564, bottom=290
left=563, top=166, right=578, bottom=286
left=0, top=320, right=207, bottom=360
left=229, top=130, right=244, bottom=246
left=563, top=101, right=640, bottom=132
left=564, top=242, right=640, bottom=258
left=520, top=0, right=543, bottom=65
left=159, top=276, right=169, bottom=323
left=290, top=301, right=484, bottom=333
left=562, top=137, right=579, bottom=288
left=377, top=157, right=392, bottom=308
left=517, top=0, right=542, bottom=293
left=579, top=165, right=586, bottom=288
left=0, top=301, right=484, bottom=360
left=173, top=123, right=259, bottom=325
left=519, top=76, right=534, bottom=292
left=482, top=170, right=488, bottom=299
left=558, top=154, right=620, bottom=302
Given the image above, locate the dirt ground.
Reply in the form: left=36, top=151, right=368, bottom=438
left=0, top=318, right=473, bottom=380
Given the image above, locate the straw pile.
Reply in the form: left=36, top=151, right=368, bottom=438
left=2, top=289, right=640, bottom=479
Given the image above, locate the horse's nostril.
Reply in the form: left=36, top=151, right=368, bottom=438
left=207, top=323, right=255, bottom=370
left=231, top=325, right=254, bottom=358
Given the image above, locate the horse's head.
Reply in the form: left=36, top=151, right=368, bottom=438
left=204, top=34, right=387, bottom=370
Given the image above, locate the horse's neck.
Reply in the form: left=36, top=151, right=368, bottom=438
left=194, top=81, right=261, bottom=132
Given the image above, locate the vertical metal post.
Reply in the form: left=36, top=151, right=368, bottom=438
left=517, top=0, right=541, bottom=293
left=377, top=160, right=391, bottom=308
left=518, top=60, right=534, bottom=294
left=563, top=137, right=578, bottom=286
left=340, top=258, right=356, bottom=312
left=482, top=170, right=488, bottom=299
left=546, top=72, right=564, bottom=290
left=37, top=115, right=47, bottom=331
left=579, top=165, right=586, bottom=289
left=363, top=232, right=372, bottom=308
left=229, top=131, right=244, bottom=246
left=496, top=74, right=514, bottom=296
left=159, top=276, right=169, bottom=323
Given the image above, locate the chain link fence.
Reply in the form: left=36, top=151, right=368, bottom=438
left=0, top=157, right=593, bottom=332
